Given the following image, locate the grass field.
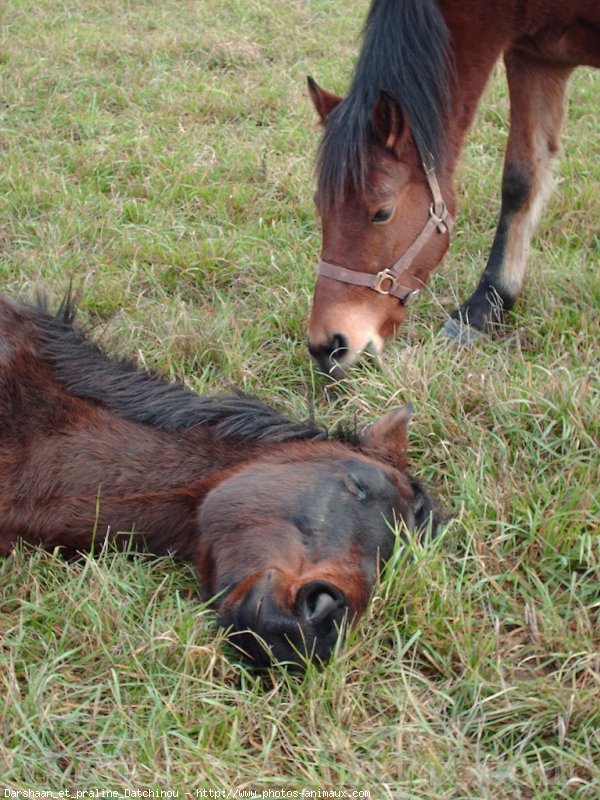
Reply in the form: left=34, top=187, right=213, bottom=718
left=0, top=1, right=598, bottom=797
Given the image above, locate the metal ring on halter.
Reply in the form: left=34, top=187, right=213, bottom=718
left=429, top=202, right=449, bottom=234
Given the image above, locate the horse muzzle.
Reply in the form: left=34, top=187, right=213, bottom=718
left=218, top=574, right=348, bottom=667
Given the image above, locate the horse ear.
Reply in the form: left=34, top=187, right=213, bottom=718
left=359, top=404, right=413, bottom=470
left=373, top=91, right=409, bottom=152
left=307, top=76, right=342, bottom=124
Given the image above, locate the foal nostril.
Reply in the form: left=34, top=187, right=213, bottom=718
left=297, top=581, right=346, bottom=627
left=308, top=333, right=349, bottom=376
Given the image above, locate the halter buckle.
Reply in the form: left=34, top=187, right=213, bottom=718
left=403, top=288, right=421, bottom=307
left=374, top=269, right=396, bottom=295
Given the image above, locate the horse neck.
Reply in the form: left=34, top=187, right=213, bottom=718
left=10, top=402, right=277, bottom=560
left=438, top=1, right=513, bottom=183
left=81, top=427, right=338, bottom=561
left=82, top=417, right=278, bottom=554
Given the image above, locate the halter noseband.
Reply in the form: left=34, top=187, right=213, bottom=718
left=317, top=157, right=453, bottom=306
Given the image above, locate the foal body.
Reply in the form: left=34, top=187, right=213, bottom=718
left=0, top=294, right=439, bottom=665
left=307, top=0, right=599, bottom=371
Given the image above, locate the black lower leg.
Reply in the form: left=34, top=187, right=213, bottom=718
left=451, top=168, right=530, bottom=332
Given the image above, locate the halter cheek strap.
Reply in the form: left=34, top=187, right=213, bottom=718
left=317, top=160, right=453, bottom=305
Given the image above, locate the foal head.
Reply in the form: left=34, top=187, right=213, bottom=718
left=197, top=405, right=440, bottom=666
left=307, top=80, right=454, bottom=376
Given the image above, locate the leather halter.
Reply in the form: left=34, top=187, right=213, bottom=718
left=317, top=158, right=453, bottom=306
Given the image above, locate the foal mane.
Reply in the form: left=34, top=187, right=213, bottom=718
left=32, top=292, right=326, bottom=443
left=317, top=0, right=451, bottom=206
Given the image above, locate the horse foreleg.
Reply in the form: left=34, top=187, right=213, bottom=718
left=445, top=49, right=574, bottom=341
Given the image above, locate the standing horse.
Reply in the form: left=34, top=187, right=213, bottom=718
left=307, top=0, right=599, bottom=374
left=0, top=292, right=441, bottom=667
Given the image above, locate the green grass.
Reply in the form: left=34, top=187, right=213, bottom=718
left=0, top=1, right=598, bottom=797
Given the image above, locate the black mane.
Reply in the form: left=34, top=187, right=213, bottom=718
left=32, top=292, right=326, bottom=443
left=317, top=0, right=451, bottom=205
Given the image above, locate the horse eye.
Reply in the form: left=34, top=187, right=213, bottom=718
left=371, top=207, right=394, bottom=224
left=343, top=472, right=369, bottom=501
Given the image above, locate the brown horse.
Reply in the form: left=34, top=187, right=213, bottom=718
left=0, top=291, right=442, bottom=666
left=307, top=0, right=599, bottom=374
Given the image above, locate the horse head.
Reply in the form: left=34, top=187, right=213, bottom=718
left=196, top=405, right=442, bottom=666
left=306, top=79, right=454, bottom=376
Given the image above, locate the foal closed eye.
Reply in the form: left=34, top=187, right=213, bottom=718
left=343, top=472, right=369, bottom=501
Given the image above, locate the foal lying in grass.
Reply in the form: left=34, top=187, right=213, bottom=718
left=0, top=292, right=442, bottom=665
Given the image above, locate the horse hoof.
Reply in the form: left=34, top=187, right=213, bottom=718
left=440, top=316, right=483, bottom=345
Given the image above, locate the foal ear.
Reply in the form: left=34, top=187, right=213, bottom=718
left=359, top=404, right=413, bottom=470
left=373, top=91, right=409, bottom=153
left=307, top=76, right=342, bottom=124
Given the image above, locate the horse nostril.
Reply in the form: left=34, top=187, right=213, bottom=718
left=308, top=333, right=349, bottom=377
left=328, top=333, right=348, bottom=358
left=297, top=581, right=346, bottom=626
left=308, top=592, right=337, bottom=623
